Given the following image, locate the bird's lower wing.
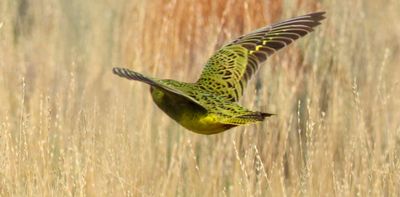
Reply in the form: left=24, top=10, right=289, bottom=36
left=112, top=67, right=208, bottom=111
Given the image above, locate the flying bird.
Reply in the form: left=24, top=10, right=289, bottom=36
left=113, top=12, right=326, bottom=135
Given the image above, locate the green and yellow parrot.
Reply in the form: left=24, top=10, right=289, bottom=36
left=113, top=12, right=326, bottom=134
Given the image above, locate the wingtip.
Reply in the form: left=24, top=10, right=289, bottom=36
left=312, top=11, right=326, bottom=15
left=308, top=11, right=326, bottom=21
left=112, top=67, right=122, bottom=74
left=112, top=67, right=132, bottom=78
left=112, top=67, right=132, bottom=77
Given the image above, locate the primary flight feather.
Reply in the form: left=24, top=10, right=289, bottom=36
left=113, top=11, right=326, bottom=135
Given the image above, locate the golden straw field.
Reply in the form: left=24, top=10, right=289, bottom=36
left=1, top=0, right=400, bottom=196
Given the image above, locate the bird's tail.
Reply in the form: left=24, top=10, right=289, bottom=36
left=238, top=111, right=275, bottom=121
left=221, top=111, right=275, bottom=125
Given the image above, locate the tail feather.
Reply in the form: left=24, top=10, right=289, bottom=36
left=260, top=112, right=275, bottom=118
left=221, top=111, right=274, bottom=125
left=238, top=112, right=275, bottom=121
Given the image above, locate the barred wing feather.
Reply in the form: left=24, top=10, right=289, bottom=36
left=196, top=12, right=325, bottom=102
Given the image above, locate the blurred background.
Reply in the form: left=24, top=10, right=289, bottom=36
left=1, top=0, right=399, bottom=196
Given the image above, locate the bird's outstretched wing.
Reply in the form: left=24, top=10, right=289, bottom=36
left=196, top=12, right=326, bottom=102
left=112, top=67, right=208, bottom=111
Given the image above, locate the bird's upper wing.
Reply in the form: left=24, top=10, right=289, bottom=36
left=195, top=12, right=326, bottom=102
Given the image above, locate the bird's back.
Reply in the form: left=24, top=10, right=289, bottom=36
left=158, top=79, right=271, bottom=120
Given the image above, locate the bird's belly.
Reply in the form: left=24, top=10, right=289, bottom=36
left=150, top=88, right=235, bottom=134
left=159, top=105, right=235, bottom=134
left=179, top=114, right=236, bottom=135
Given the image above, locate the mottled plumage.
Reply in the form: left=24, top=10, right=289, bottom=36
left=113, top=12, right=326, bottom=134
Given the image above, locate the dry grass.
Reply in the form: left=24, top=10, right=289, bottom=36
left=1, top=0, right=400, bottom=196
